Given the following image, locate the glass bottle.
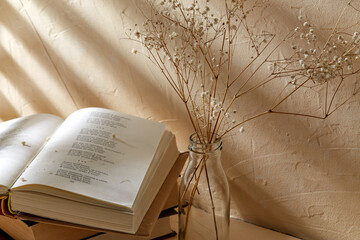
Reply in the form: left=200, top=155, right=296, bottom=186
left=178, top=133, right=230, bottom=240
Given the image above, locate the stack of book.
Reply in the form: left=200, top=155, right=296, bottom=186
left=0, top=108, right=186, bottom=240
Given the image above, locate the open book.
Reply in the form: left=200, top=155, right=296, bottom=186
left=0, top=108, right=179, bottom=234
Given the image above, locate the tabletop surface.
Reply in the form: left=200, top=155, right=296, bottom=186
left=168, top=213, right=299, bottom=240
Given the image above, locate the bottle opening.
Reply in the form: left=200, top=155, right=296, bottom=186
left=188, top=133, right=222, bottom=153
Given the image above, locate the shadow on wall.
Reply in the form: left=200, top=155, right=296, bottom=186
left=0, top=0, right=192, bottom=140
left=0, top=91, right=18, bottom=121
left=223, top=2, right=360, bottom=240
left=42, top=0, right=193, bottom=137
left=1, top=0, right=108, bottom=112
left=0, top=0, right=72, bottom=118
left=0, top=44, right=61, bottom=116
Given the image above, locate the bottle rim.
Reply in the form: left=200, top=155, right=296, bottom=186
left=188, top=133, right=222, bottom=153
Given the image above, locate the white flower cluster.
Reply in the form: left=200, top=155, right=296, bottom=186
left=289, top=17, right=360, bottom=84
left=209, top=97, right=223, bottom=121
left=197, top=93, right=237, bottom=127
left=131, top=1, right=219, bottom=72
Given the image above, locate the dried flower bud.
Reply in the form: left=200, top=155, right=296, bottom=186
left=134, top=31, right=141, bottom=39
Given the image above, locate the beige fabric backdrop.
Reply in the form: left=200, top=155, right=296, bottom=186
left=0, top=1, right=359, bottom=239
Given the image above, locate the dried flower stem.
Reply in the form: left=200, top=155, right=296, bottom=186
left=182, top=154, right=208, bottom=240
left=204, top=163, right=219, bottom=240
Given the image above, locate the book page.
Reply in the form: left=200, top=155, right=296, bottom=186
left=0, top=114, right=63, bottom=191
left=12, top=108, right=166, bottom=208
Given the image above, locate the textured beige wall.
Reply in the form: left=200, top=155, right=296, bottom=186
left=0, top=1, right=359, bottom=240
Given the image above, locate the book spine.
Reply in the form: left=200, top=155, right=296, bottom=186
left=0, top=194, right=17, bottom=218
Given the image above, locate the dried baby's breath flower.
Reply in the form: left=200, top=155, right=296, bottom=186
left=125, top=0, right=360, bottom=144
